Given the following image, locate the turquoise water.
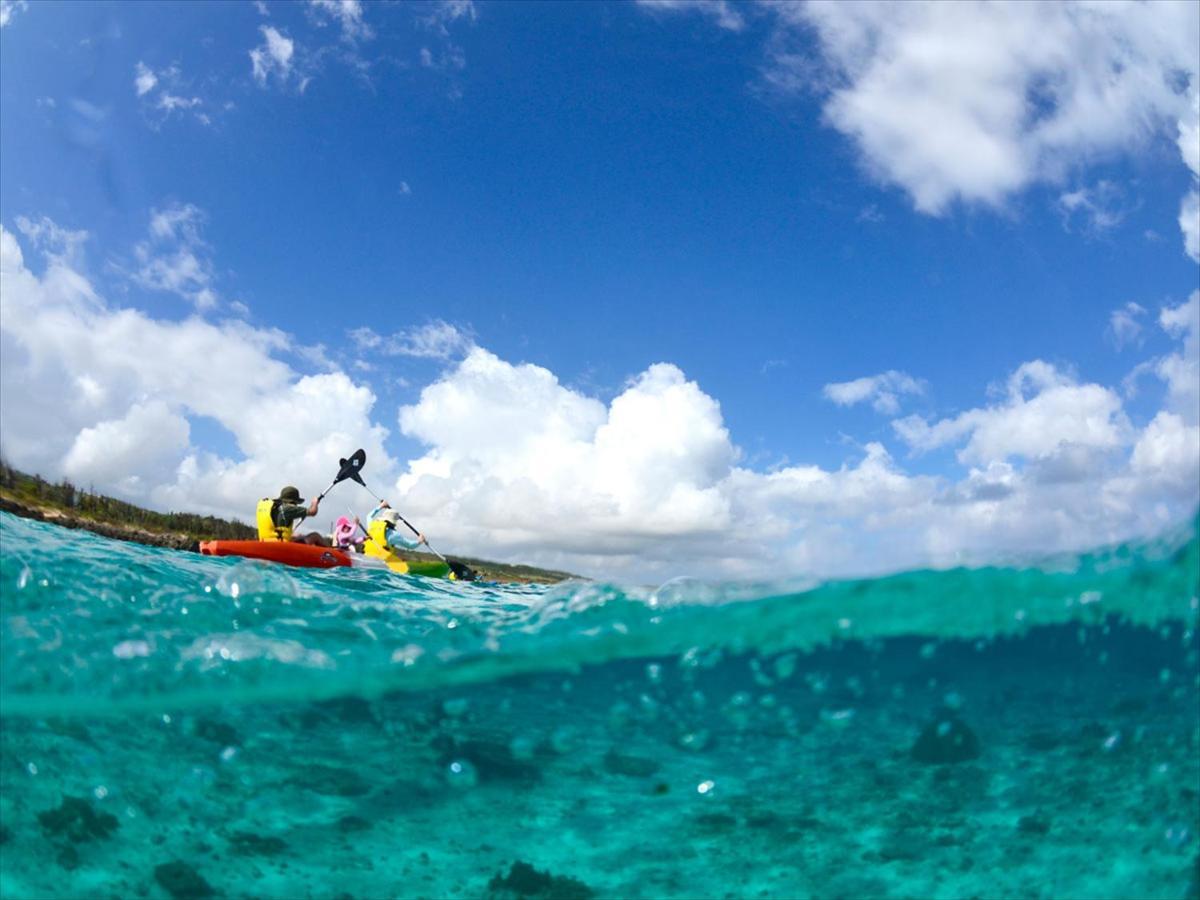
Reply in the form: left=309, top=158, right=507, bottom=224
left=1, top=510, right=1197, bottom=899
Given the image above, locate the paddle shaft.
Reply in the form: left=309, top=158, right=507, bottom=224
left=347, top=464, right=451, bottom=565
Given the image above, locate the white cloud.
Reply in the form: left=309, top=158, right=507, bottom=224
left=646, top=0, right=1200, bottom=259
left=0, top=0, right=28, bottom=28
left=1107, top=302, right=1147, bottom=350
left=421, top=0, right=477, bottom=34
left=3, top=219, right=1198, bottom=580
left=398, top=181, right=412, bottom=196
left=250, top=25, right=296, bottom=87
left=1157, top=290, right=1200, bottom=423
left=1059, top=180, right=1126, bottom=233
left=134, top=62, right=158, bottom=97
left=158, top=93, right=202, bottom=113
left=1182, top=189, right=1200, bottom=262
left=134, top=63, right=211, bottom=126
left=254, top=0, right=269, bottom=15
left=352, top=321, right=474, bottom=360
left=786, top=2, right=1199, bottom=214
left=131, top=204, right=219, bottom=311
left=823, top=370, right=924, bottom=415
left=14, top=215, right=88, bottom=265
left=893, top=360, right=1132, bottom=465
left=0, top=222, right=394, bottom=519
left=637, top=0, right=745, bottom=32
left=308, top=0, right=373, bottom=42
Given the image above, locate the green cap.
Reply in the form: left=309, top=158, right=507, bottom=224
left=278, top=486, right=303, bottom=503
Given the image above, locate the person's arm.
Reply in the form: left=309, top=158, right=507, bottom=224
left=385, top=525, right=424, bottom=551
left=277, top=502, right=309, bottom=526
left=307, top=497, right=320, bottom=517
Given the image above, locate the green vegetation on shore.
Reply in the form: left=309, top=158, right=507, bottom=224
left=0, top=460, right=255, bottom=541
left=0, top=461, right=576, bottom=583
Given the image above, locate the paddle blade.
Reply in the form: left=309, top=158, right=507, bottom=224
left=333, top=449, right=367, bottom=486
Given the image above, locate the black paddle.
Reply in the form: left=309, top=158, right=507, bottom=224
left=316, top=448, right=368, bottom=502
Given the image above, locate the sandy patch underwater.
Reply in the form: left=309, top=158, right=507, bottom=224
left=1, top=510, right=1197, bottom=899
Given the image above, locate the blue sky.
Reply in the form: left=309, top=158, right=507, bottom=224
left=1, top=1, right=1198, bottom=578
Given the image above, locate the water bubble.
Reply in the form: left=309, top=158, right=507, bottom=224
left=550, top=726, right=578, bottom=754
left=1159, top=669, right=1172, bottom=684
left=1165, top=824, right=1190, bottom=848
left=919, top=642, right=937, bottom=660
left=16, top=566, right=31, bottom=590
left=442, top=698, right=469, bottom=718
left=689, top=691, right=707, bottom=710
left=646, top=664, right=662, bottom=684
left=93, top=786, right=108, bottom=800
left=391, top=644, right=424, bottom=666
left=26, top=762, right=37, bottom=776
left=1079, top=591, right=1102, bottom=605
left=1103, top=731, right=1122, bottom=753
left=943, top=691, right=964, bottom=710
left=112, top=640, right=151, bottom=659
left=773, top=653, right=797, bottom=681
left=677, top=729, right=711, bottom=752
left=446, top=759, right=478, bottom=789
left=220, top=746, right=238, bottom=763
left=821, top=708, right=856, bottom=728
left=696, top=780, right=715, bottom=795
left=509, top=735, right=538, bottom=761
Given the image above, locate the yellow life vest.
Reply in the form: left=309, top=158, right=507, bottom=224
left=256, top=497, right=293, bottom=542
left=364, top=518, right=392, bottom=559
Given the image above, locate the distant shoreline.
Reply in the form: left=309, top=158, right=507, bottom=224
left=0, top=476, right=576, bottom=584
left=0, top=494, right=200, bottom=551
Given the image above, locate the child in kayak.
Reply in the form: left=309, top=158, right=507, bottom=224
left=364, top=500, right=427, bottom=553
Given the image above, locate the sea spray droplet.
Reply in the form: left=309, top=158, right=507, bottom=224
left=112, top=640, right=151, bottom=659
left=446, top=759, right=478, bottom=788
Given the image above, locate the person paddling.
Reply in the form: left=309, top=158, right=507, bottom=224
left=256, top=486, right=331, bottom=547
left=362, top=500, right=427, bottom=553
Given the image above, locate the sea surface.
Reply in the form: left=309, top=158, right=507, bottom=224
left=1, top=509, right=1198, bottom=900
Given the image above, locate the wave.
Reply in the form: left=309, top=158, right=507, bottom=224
left=1, top=510, right=1196, bottom=716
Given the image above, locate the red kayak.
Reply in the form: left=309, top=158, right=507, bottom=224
left=199, top=540, right=351, bottom=569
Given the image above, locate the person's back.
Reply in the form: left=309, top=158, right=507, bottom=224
left=257, top=486, right=330, bottom=546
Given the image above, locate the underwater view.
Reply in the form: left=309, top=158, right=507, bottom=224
left=1, top=509, right=1197, bottom=899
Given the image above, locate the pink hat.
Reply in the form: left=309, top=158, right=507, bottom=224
left=333, top=516, right=358, bottom=548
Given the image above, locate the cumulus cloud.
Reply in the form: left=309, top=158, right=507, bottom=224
left=785, top=2, right=1199, bottom=214
left=0, top=222, right=393, bottom=521
left=823, top=370, right=924, bottom=415
left=250, top=25, right=297, bottom=87
left=2, top=219, right=1198, bottom=580
left=1156, top=290, right=1200, bottom=423
left=893, top=360, right=1132, bottom=465
left=645, top=0, right=1200, bottom=258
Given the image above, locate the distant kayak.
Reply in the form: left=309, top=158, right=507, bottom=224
left=199, top=539, right=453, bottom=578
left=199, top=540, right=351, bottom=569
